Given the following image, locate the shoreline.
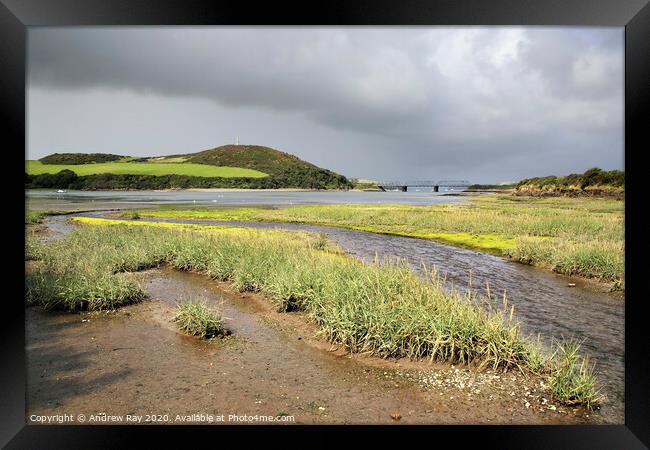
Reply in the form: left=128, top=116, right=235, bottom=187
left=184, top=188, right=324, bottom=193
left=26, top=187, right=348, bottom=193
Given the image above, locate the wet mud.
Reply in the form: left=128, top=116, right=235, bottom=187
left=26, top=268, right=600, bottom=424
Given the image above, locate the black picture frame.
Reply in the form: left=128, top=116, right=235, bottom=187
left=3, top=0, right=648, bottom=447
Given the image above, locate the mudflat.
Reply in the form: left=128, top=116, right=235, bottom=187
left=26, top=267, right=599, bottom=425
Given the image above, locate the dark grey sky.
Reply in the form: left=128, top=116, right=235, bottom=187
left=27, top=27, right=623, bottom=183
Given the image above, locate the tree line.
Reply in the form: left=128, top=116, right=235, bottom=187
left=25, top=169, right=353, bottom=190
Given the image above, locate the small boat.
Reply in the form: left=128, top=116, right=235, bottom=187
left=57, top=189, right=67, bottom=193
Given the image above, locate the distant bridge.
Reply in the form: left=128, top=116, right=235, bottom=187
left=376, top=180, right=471, bottom=192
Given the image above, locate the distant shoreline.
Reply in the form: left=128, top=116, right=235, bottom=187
left=185, top=188, right=321, bottom=193
left=25, top=187, right=346, bottom=193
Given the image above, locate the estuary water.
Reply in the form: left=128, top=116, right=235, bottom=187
left=26, top=188, right=468, bottom=208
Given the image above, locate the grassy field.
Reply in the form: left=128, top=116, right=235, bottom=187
left=131, top=194, right=624, bottom=286
left=26, top=160, right=268, bottom=178
left=25, top=218, right=601, bottom=407
left=146, top=156, right=189, bottom=163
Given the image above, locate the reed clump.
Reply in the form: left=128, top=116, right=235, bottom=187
left=547, top=340, right=604, bottom=408
left=173, top=301, right=227, bottom=339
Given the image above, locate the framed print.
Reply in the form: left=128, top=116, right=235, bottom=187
left=2, top=0, right=648, bottom=447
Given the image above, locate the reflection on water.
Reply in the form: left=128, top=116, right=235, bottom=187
left=26, top=189, right=468, bottom=207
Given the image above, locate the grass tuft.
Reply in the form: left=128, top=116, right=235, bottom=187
left=173, top=301, right=227, bottom=339
left=548, top=340, right=604, bottom=408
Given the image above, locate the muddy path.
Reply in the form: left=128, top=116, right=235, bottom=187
left=26, top=267, right=598, bottom=424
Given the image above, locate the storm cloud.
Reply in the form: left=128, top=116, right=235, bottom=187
left=27, top=27, right=623, bottom=183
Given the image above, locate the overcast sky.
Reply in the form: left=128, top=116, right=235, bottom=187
left=27, top=27, right=623, bottom=183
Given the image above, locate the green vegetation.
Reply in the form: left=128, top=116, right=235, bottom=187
left=548, top=341, right=604, bottom=408
left=25, top=240, right=41, bottom=261
left=25, top=209, right=80, bottom=224
left=26, top=145, right=352, bottom=190
left=516, top=167, right=624, bottom=197
left=173, top=301, right=227, bottom=339
left=467, top=183, right=516, bottom=190
left=186, top=145, right=351, bottom=189
left=26, top=210, right=47, bottom=224
left=26, top=160, right=267, bottom=178
left=25, top=218, right=601, bottom=407
left=134, top=194, right=624, bottom=285
left=145, top=156, right=189, bottom=163
left=349, top=178, right=380, bottom=190
left=188, top=145, right=343, bottom=179
left=25, top=172, right=280, bottom=190
left=40, top=152, right=125, bottom=165
left=25, top=228, right=146, bottom=310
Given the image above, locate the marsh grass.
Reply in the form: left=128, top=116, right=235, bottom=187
left=173, top=300, right=227, bottom=338
left=25, top=209, right=79, bottom=224
left=508, top=237, right=623, bottom=283
left=26, top=210, right=46, bottom=224
left=25, top=240, right=41, bottom=261
left=25, top=218, right=602, bottom=407
left=524, top=334, right=550, bottom=374
left=135, top=195, right=624, bottom=284
left=548, top=340, right=604, bottom=408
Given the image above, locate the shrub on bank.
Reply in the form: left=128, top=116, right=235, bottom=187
left=515, top=168, right=624, bottom=196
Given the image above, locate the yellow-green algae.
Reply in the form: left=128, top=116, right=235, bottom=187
left=128, top=194, right=623, bottom=285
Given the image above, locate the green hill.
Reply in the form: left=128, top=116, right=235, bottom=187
left=186, top=145, right=349, bottom=187
left=26, top=145, right=352, bottom=190
left=188, top=145, right=319, bottom=175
